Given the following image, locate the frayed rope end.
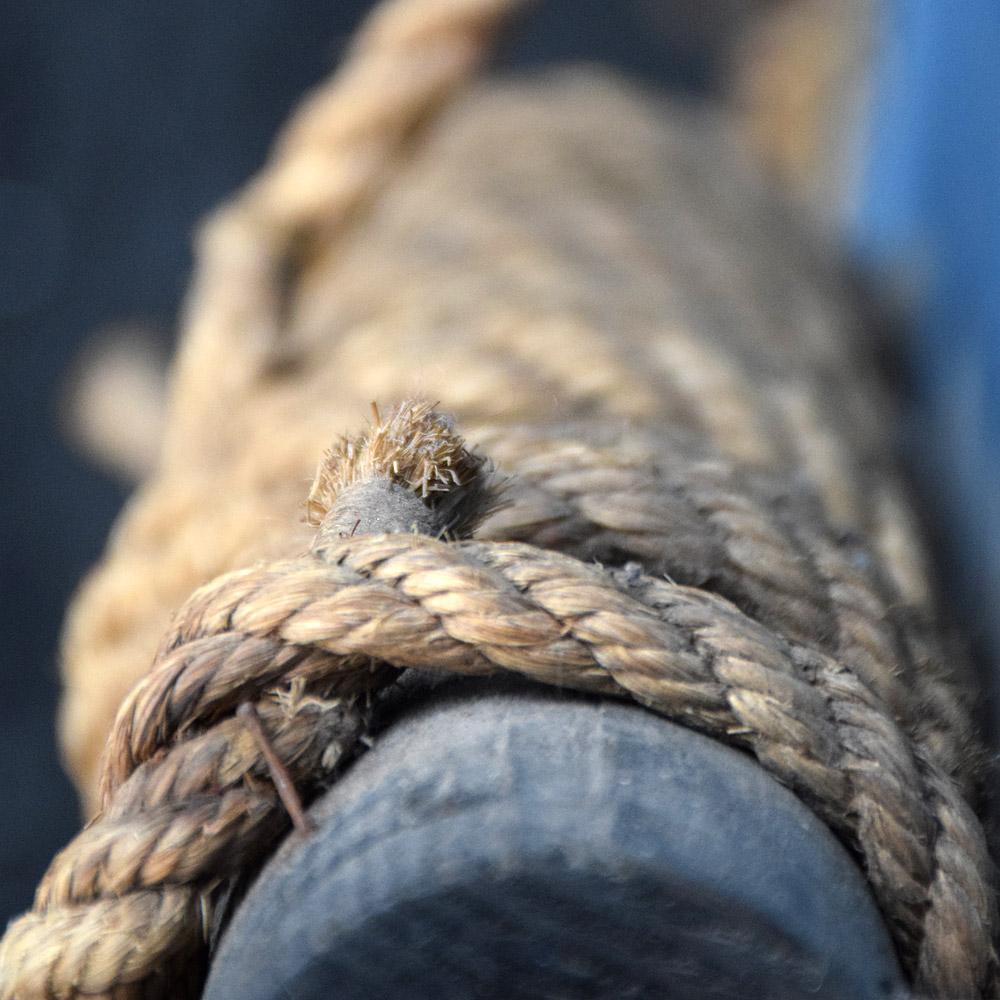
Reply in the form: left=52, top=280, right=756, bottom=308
left=306, top=399, right=507, bottom=542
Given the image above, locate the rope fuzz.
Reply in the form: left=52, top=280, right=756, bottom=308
left=1, top=402, right=997, bottom=1000
left=306, top=399, right=505, bottom=542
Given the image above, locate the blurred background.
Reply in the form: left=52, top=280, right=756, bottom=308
left=1, top=0, right=998, bottom=925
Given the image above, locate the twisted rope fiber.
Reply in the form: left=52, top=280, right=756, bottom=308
left=475, top=426, right=976, bottom=785
left=5, top=0, right=995, bottom=994
left=172, top=0, right=531, bottom=419
left=3, top=410, right=998, bottom=1000
left=125, top=536, right=994, bottom=988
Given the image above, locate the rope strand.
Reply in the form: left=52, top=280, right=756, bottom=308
left=3, top=521, right=996, bottom=998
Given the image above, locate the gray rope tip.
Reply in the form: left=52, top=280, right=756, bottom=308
left=306, top=399, right=507, bottom=547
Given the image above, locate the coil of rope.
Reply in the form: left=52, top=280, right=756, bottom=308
left=2, top=0, right=997, bottom=998
left=1, top=400, right=996, bottom=1000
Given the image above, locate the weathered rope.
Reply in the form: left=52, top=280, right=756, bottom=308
left=474, top=425, right=977, bottom=787
left=56, top=10, right=942, bottom=815
left=8, top=0, right=996, bottom=996
left=166, top=0, right=531, bottom=450
left=1, top=401, right=997, bottom=1000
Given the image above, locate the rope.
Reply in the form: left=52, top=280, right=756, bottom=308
left=473, top=425, right=976, bottom=787
left=5, top=0, right=995, bottom=997
left=57, top=55, right=943, bottom=816
left=2, top=401, right=997, bottom=999
left=165, top=0, right=531, bottom=455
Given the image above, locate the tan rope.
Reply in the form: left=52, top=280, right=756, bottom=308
left=166, top=0, right=531, bottom=458
left=7, top=0, right=994, bottom=996
left=57, top=65, right=940, bottom=813
left=2, top=466, right=996, bottom=997
left=475, top=425, right=976, bottom=786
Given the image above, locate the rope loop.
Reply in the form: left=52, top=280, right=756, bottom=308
left=1, top=401, right=997, bottom=999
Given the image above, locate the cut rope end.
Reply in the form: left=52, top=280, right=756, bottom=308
left=306, top=399, right=506, bottom=545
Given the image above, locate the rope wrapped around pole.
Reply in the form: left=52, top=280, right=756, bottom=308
left=3, top=0, right=997, bottom=997
left=1, top=400, right=997, bottom=1000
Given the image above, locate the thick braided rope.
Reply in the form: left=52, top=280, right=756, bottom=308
left=9, top=0, right=993, bottom=992
left=167, top=0, right=530, bottom=453
left=476, top=426, right=976, bottom=786
left=2, top=531, right=996, bottom=999
left=2, top=693, right=365, bottom=1000
left=56, top=2, right=941, bottom=814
